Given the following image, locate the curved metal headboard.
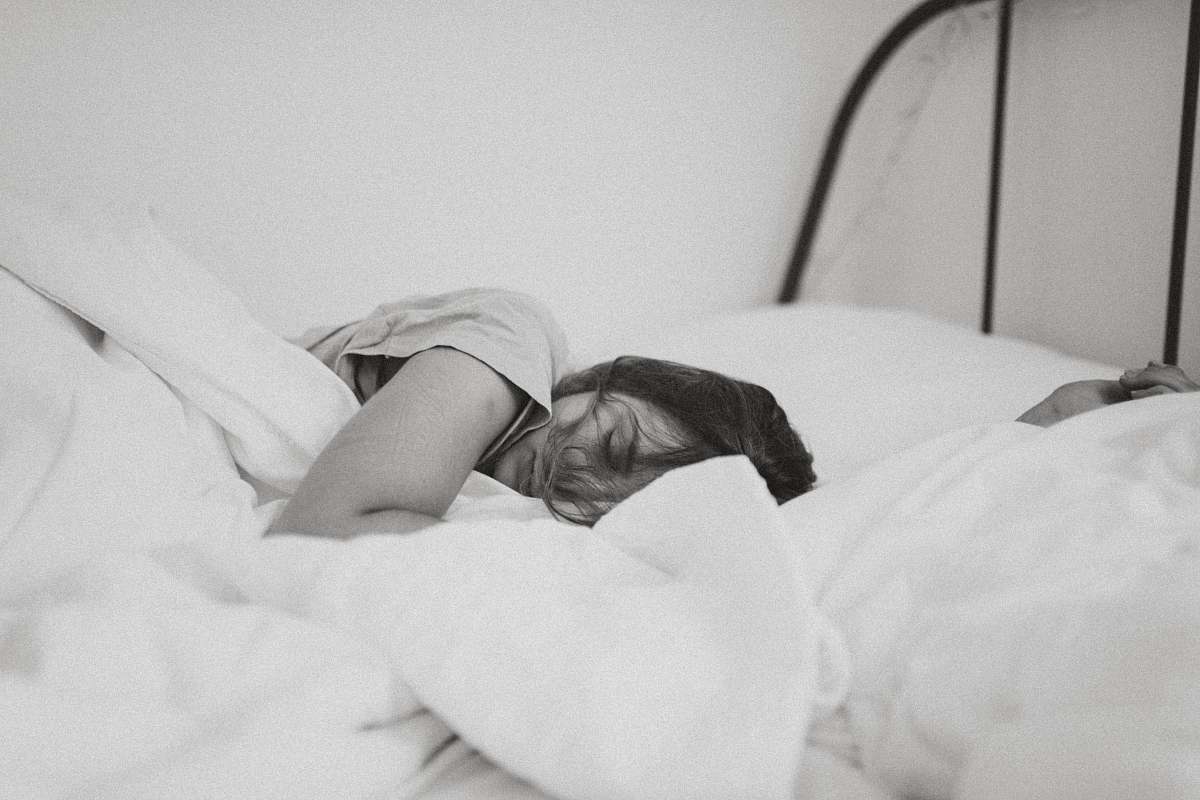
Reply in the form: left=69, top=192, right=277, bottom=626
left=777, top=0, right=1198, bottom=364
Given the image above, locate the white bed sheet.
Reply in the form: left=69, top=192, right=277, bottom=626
left=0, top=193, right=831, bottom=800
left=778, top=396, right=1200, bottom=798
left=3, top=191, right=1197, bottom=800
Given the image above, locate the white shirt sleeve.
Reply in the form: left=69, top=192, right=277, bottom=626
left=294, top=287, right=570, bottom=463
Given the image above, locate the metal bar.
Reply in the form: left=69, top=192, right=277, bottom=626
left=1165, top=0, right=1200, bottom=364
left=981, top=0, right=1012, bottom=334
left=779, top=0, right=993, bottom=304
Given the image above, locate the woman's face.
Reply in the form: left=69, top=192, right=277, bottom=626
left=488, top=391, right=659, bottom=497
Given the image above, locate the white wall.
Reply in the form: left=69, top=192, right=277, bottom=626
left=0, top=0, right=849, bottom=359
left=2, top=1, right=1195, bottom=372
left=999, top=0, right=1199, bottom=376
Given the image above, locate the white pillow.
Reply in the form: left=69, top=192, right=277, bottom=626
left=629, top=303, right=1118, bottom=483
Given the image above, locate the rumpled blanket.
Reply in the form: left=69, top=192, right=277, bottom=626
left=5, top=189, right=1197, bottom=800
left=0, top=191, right=835, bottom=800
left=782, top=393, right=1200, bottom=799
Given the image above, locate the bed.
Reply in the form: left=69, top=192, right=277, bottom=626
left=3, top=3, right=1199, bottom=799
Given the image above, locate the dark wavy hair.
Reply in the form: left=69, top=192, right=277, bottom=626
left=536, top=356, right=816, bottom=525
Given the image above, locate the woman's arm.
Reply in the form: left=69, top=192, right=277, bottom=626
left=1017, top=362, right=1198, bottom=428
left=1015, top=379, right=1130, bottom=427
left=267, top=346, right=525, bottom=538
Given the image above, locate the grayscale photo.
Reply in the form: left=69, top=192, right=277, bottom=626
left=2, top=1, right=1198, bottom=798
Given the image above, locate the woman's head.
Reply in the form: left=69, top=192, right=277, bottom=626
left=495, top=356, right=816, bottom=525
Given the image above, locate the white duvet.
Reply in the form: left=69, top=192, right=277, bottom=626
left=0, top=194, right=829, bottom=799
left=2, top=192, right=1198, bottom=800
left=781, top=399, right=1200, bottom=798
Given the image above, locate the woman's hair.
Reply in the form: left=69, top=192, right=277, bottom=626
left=537, top=355, right=817, bottom=525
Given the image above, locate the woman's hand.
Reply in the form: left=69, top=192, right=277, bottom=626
left=1119, top=361, right=1200, bottom=396
left=1016, top=379, right=1131, bottom=428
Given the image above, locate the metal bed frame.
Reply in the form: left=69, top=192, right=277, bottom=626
left=777, top=0, right=1199, bottom=364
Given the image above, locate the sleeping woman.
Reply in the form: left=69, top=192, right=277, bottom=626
left=268, top=288, right=817, bottom=537
left=268, top=288, right=1197, bottom=538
